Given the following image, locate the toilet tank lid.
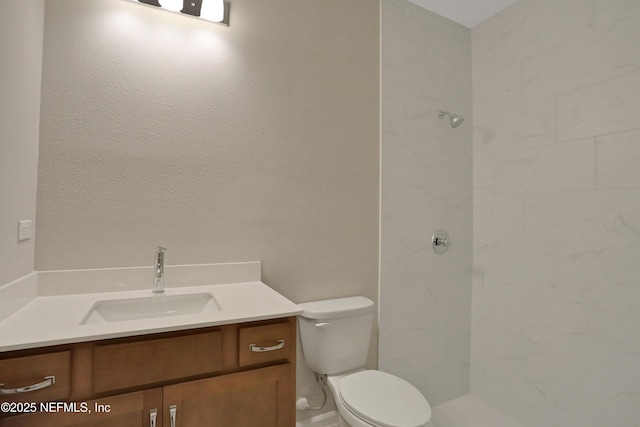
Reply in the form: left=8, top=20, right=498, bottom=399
left=298, top=296, right=374, bottom=320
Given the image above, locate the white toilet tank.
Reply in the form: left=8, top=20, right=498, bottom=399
left=298, top=296, right=374, bottom=375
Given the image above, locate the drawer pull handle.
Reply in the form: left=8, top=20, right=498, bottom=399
left=150, top=408, right=157, bottom=427
left=249, top=339, right=285, bottom=353
left=0, top=376, right=55, bottom=394
left=169, top=404, right=177, bottom=427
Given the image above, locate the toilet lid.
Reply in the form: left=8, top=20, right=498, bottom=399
left=339, top=371, right=432, bottom=427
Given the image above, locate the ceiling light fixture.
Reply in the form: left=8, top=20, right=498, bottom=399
left=134, top=0, right=229, bottom=25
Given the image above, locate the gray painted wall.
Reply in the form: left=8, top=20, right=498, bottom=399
left=0, top=0, right=44, bottom=287
left=37, top=0, right=379, bottom=302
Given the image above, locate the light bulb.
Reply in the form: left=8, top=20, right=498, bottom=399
left=161, top=0, right=183, bottom=12
left=200, top=0, right=224, bottom=22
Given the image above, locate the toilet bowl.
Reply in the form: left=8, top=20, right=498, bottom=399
left=327, top=370, right=433, bottom=427
left=298, top=297, right=433, bottom=427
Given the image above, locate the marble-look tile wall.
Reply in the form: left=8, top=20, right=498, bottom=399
left=472, top=0, right=640, bottom=426
left=380, top=0, right=472, bottom=406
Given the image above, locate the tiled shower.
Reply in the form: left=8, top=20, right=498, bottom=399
left=381, top=0, right=640, bottom=426
left=380, top=0, right=473, bottom=408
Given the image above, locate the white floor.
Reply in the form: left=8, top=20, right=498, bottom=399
left=432, top=394, right=528, bottom=427
left=296, top=394, right=527, bottom=427
left=296, top=411, right=340, bottom=427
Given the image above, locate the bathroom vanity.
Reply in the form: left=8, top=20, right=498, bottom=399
left=0, top=317, right=296, bottom=427
left=0, top=265, right=301, bottom=427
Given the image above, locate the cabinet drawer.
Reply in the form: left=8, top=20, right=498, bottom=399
left=0, top=351, right=71, bottom=404
left=238, top=322, right=293, bottom=367
left=94, top=330, right=222, bottom=393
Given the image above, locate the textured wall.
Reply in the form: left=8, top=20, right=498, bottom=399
left=472, top=0, right=640, bottom=425
left=0, top=0, right=44, bottom=286
left=37, top=0, right=379, bottom=302
left=36, top=0, right=379, bottom=417
left=380, top=0, right=472, bottom=407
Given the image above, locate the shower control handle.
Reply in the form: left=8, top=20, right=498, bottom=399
left=432, top=229, right=451, bottom=255
left=433, top=236, right=448, bottom=247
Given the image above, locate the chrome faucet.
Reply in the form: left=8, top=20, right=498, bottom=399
left=153, top=246, right=167, bottom=294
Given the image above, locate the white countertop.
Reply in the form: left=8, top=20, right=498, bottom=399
left=0, top=281, right=302, bottom=353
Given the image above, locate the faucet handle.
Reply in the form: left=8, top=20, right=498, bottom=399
left=155, top=247, right=166, bottom=264
left=153, top=246, right=166, bottom=294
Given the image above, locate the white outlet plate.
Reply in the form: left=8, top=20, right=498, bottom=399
left=18, top=220, right=32, bottom=242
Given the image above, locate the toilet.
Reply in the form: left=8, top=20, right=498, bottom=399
left=298, top=296, right=433, bottom=427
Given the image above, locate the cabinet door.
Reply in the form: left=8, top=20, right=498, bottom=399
left=163, top=363, right=292, bottom=427
left=0, top=388, right=162, bottom=427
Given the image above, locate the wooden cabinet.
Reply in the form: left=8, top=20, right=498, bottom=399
left=164, top=364, right=292, bottom=427
left=0, top=317, right=296, bottom=427
left=0, top=351, right=71, bottom=405
left=238, top=322, right=294, bottom=368
left=93, top=330, right=223, bottom=394
left=0, top=389, right=162, bottom=427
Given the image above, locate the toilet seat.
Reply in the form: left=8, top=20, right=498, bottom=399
left=337, top=370, right=432, bottom=427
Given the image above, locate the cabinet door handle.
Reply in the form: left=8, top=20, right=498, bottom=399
left=249, top=339, right=285, bottom=352
left=150, top=408, right=157, bottom=427
left=0, top=376, right=55, bottom=394
left=169, top=404, right=177, bottom=427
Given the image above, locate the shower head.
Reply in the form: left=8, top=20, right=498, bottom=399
left=439, top=110, right=464, bottom=128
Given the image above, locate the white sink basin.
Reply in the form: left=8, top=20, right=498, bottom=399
left=80, top=293, right=221, bottom=325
